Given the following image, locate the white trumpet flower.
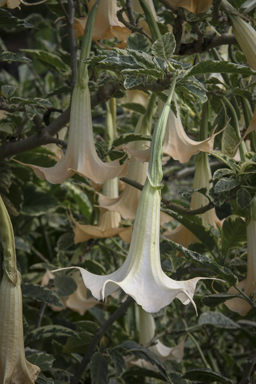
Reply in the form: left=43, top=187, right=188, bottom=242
left=225, top=197, right=256, bottom=316
left=0, top=197, right=40, bottom=384
left=54, top=75, right=205, bottom=313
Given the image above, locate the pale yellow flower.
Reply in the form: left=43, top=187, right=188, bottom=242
left=0, top=0, right=20, bottom=9
left=225, top=197, right=256, bottom=316
left=164, top=0, right=212, bottom=14
left=86, top=0, right=131, bottom=41
left=0, top=197, right=40, bottom=384
left=163, top=152, right=220, bottom=247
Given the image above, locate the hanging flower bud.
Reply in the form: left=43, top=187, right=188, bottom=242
left=0, top=197, right=40, bottom=383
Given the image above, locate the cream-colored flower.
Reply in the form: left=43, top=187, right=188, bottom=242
left=86, top=0, right=131, bottom=41
left=163, top=152, right=220, bottom=247
left=134, top=307, right=185, bottom=368
left=164, top=0, right=212, bottom=14
left=15, top=62, right=128, bottom=185
left=161, top=94, right=216, bottom=164
left=0, top=0, right=20, bottom=9
left=0, top=197, right=40, bottom=384
left=120, top=90, right=149, bottom=109
left=225, top=197, right=256, bottom=316
left=71, top=177, right=131, bottom=243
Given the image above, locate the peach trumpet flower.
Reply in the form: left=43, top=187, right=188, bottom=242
left=161, top=94, right=216, bottom=164
left=86, top=0, right=131, bottom=41
left=163, top=152, right=220, bottom=247
left=71, top=177, right=131, bottom=243
left=15, top=2, right=128, bottom=185
left=225, top=196, right=256, bottom=316
left=0, top=197, right=40, bottom=384
left=164, top=0, right=212, bottom=14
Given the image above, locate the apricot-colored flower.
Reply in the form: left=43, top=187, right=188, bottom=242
left=71, top=178, right=131, bottom=243
left=164, top=0, right=212, bottom=14
left=163, top=152, right=220, bottom=247
left=0, top=0, right=20, bottom=8
left=86, top=0, right=131, bottom=41
left=225, top=197, right=256, bottom=316
left=161, top=95, right=216, bottom=164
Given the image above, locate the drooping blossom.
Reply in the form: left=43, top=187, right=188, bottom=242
left=0, top=197, right=40, bottom=384
left=15, top=3, right=128, bottom=185
left=163, top=152, right=220, bottom=247
left=164, top=0, right=212, bottom=14
left=54, top=74, right=206, bottom=313
left=133, top=307, right=185, bottom=369
left=225, top=197, right=256, bottom=316
left=71, top=178, right=132, bottom=243
left=86, top=0, right=131, bottom=41
left=161, top=94, right=216, bottom=164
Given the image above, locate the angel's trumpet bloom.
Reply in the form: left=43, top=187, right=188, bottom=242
left=221, top=1, right=256, bottom=139
left=0, top=0, right=20, bottom=9
left=71, top=178, right=131, bottom=243
left=120, top=90, right=149, bottom=109
left=0, top=197, right=40, bottom=383
left=86, top=0, right=131, bottom=41
left=164, top=0, right=212, bottom=14
left=161, top=94, right=215, bottom=164
left=54, top=74, right=205, bottom=313
left=135, top=307, right=185, bottom=367
left=15, top=3, right=128, bottom=185
left=225, top=197, right=256, bottom=316
left=163, top=152, right=220, bottom=247
left=131, top=0, right=158, bottom=36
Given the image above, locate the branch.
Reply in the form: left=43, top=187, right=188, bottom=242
left=179, top=34, right=237, bottom=55
left=71, top=296, right=134, bottom=384
left=125, top=0, right=136, bottom=26
left=239, top=351, right=256, bottom=384
left=120, top=177, right=216, bottom=216
left=117, top=7, right=153, bottom=43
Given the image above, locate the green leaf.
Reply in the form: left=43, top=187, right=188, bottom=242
left=25, top=325, right=78, bottom=346
left=221, top=124, right=240, bottom=157
left=1, top=85, right=18, bottom=98
left=151, top=32, right=176, bottom=62
left=64, top=181, right=92, bottom=220
left=202, top=293, right=241, bottom=307
left=63, top=331, right=92, bottom=353
left=127, top=33, right=152, bottom=53
left=183, top=60, right=256, bottom=79
left=236, top=188, right=252, bottom=209
left=36, top=372, right=54, bottom=384
left=108, top=349, right=126, bottom=378
left=214, top=178, right=240, bottom=193
left=212, top=169, right=235, bottom=180
left=162, top=237, right=238, bottom=285
left=21, top=49, right=69, bottom=72
left=112, top=133, right=151, bottom=148
left=183, top=368, right=234, bottom=383
left=199, top=311, right=239, bottom=329
left=10, top=97, right=53, bottom=109
left=221, top=215, right=247, bottom=257
left=123, top=76, right=143, bottom=89
left=0, top=51, right=31, bottom=63
left=0, top=9, right=34, bottom=30
left=162, top=209, right=217, bottom=251
left=45, top=85, right=71, bottom=98
left=54, top=273, right=77, bottom=297
left=90, top=352, right=108, bottom=384
left=210, top=151, right=238, bottom=171
left=22, top=283, right=64, bottom=308
left=22, top=185, right=58, bottom=216
left=121, top=102, right=146, bottom=115
left=15, top=236, right=30, bottom=253
left=26, top=350, right=55, bottom=372
left=57, top=232, right=74, bottom=251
